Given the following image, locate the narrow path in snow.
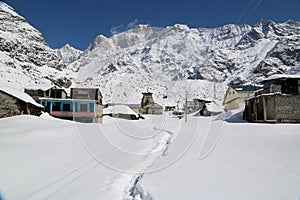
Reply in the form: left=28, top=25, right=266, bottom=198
left=124, top=126, right=175, bottom=200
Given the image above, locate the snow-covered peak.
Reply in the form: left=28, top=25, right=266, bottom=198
left=56, top=44, right=82, bottom=64
left=0, top=1, right=20, bottom=17
left=173, top=24, right=190, bottom=32
left=286, top=20, right=300, bottom=26
left=87, top=34, right=114, bottom=52
left=131, top=24, right=153, bottom=32
left=251, top=19, right=300, bottom=39
left=59, top=44, right=82, bottom=54
left=110, top=24, right=154, bottom=48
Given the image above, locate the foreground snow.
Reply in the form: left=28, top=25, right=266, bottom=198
left=0, top=112, right=300, bottom=200
left=0, top=114, right=174, bottom=200
left=141, top=112, right=300, bottom=200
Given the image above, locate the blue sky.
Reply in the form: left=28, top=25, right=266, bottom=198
left=3, top=0, right=300, bottom=50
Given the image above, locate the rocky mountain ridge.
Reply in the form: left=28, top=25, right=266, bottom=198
left=67, top=20, right=300, bottom=102
left=70, top=20, right=300, bottom=85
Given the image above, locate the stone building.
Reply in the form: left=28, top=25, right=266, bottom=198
left=0, top=86, right=43, bottom=118
left=244, top=74, right=300, bottom=123
left=140, top=92, right=163, bottom=115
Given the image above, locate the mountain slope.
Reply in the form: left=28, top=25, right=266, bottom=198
left=0, top=2, right=70, bottom=87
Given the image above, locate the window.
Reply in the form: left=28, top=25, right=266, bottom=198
left=89, top=103, right=94, bottom=112
left=52, top=102, right=61, bottom=111
left=80, top=104, right=88, bottom=112
left=281, top=79, right=298, bottom=95
left=62, top=104, right=71, bottom=111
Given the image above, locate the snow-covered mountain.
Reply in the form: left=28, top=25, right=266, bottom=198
left=0, top=1, right=71, bottom=88
left=228, top=20, right=300, bottom=84
left=69, top=21, right=300, bottom=103
left=56, top=44, right=82, bottom=65
left=1, top=1, right=300, bottom=104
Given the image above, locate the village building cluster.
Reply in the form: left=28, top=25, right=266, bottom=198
left=0, top=74, right=299, bottom=123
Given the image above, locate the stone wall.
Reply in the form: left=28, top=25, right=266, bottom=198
left=0, top=92, right=22, bottom=118
left=275, top=94, right=300, bottom=121
left=245, top=94, right=300, bottom=123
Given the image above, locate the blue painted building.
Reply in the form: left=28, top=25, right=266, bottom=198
left=40, top=98, right=97, bottom=123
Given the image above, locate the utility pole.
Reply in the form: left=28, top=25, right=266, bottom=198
left=213, top=72, right=216, bottom=99
left=185, top=91, right=188, bottom=123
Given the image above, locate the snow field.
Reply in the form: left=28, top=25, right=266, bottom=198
left=1, top=110, right=300, bottom=200
left=0, top=114, right=176, bottom=200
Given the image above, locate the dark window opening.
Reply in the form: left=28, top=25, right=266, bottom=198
left=46, top=102, right=51, bottom=112
left=50, top=90, right=62, bottom=98
left=38, top=90, right=44, bottom=96
left=52, top=102, right=61, bottom=111
left=63, top=104, right=71, bottom=111
left=281, top=79, right=298, bottom=95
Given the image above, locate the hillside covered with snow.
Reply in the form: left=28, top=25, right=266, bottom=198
left=0, top=2, right=71, bottom=88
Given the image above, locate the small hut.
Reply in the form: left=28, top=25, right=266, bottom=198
left=244, top=74, right=300, bottom=123
left=0, top=85, right=43, bottom=118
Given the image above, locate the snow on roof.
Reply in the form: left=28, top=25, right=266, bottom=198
left=23, top=84, right=56, bottom=91
left=230, top=85, right=262, bottom=92
left=154, top=98, right=177, bottom=107
left=235, top=88, right=243, bottom=91
left=194, top=97, right=212, bottom=102
left=263, top=74, right=300, bottom=82
left=206, top=100, right=224, bottom=113
left=0, top=85, right=43, bottom=108
left=103, top=105, right=138, bottom=116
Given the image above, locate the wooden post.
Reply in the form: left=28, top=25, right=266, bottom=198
left=254, top=98, right=257, bottom=122
left=262, top=95, right=267, bottom=122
